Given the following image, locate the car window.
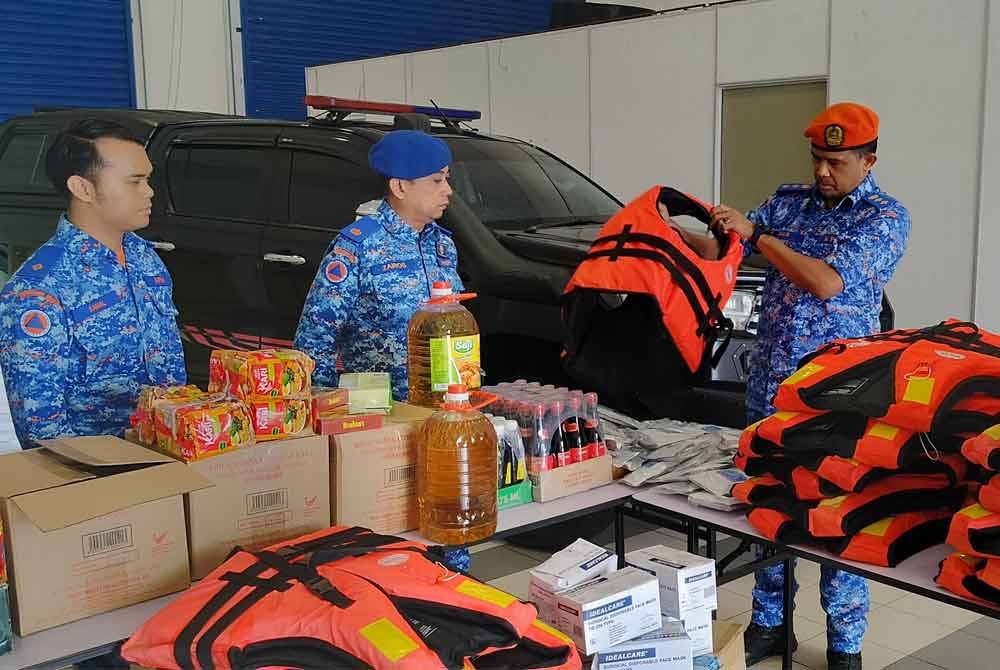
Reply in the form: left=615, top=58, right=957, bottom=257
left=446, top=138, right=620, bottom=230
left=289, top=151, right=383, bottom=229
left=0, top=133, right=53, bottom=190
left=167, top=146, right=272, bottom=222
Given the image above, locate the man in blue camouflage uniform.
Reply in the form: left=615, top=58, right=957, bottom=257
left=0, top=119, right=186, bottom=447
left=712, top=103, right=910, bottom=670
left=295, top=130, right=462, bottom=400
left=294, top=130, right=468, bottom=572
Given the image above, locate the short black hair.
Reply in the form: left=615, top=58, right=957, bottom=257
left=854, top=139, right=878, bottom=157
left=45, top=118, right=142, bottom=201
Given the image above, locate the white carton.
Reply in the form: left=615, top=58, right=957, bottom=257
left=670, top=609, right=713, bottom=658
left=555, top=567, right=661, bottom=656
left=626, top=546, right=717, bottom=618
left=592, top=619, right=693, bottom=670
left=531, top=539, right=618, bottom=626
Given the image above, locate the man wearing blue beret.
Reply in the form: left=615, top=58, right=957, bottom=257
left=294, top=130, right=463, bottom=401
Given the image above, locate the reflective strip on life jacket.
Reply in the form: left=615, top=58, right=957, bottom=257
left=962, top=425, right=1000, bottom=471
left=831, top=510, right=953, bottom=567
left=563, top=185, right=742, bottom=373
left=947, top=504, right=1000, bottom=559
left=807, top=477, right=964, bottom=538
left=122, top=526, right=547, bottom=670
left=935, top=553, right=994, bottom=605
left=772, top=321, right=1000, bottom=433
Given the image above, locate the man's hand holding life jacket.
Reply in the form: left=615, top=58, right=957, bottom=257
left=712, top=204, right=846, bottom=301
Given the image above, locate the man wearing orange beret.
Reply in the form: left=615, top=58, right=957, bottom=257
left=711, top=103, right=911, bottom=670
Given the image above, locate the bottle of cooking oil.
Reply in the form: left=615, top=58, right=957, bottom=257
left=417, top=384, right=498, bottom=544
left=407, top=281, right=481, bottom=408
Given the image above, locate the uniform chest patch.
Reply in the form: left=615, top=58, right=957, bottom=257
left=436, top=240, right=452, bottom=267
left=325, top=259, right=350, bottom=284
left=371, top=259, right=420, bottom=276
left=20, top=309, right=51, bottom=338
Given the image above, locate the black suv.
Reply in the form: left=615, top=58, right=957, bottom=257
left=0, top=105, right=824, bottom=423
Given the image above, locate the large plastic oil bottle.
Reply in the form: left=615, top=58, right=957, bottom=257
left=407, top=281, right=481, bottom=408
left=417, top=384, right=498, bottom=545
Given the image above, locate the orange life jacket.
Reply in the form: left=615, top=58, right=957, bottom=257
left=773, top=321, right=1000, bottom=433
left=980, top=476, right=1000, bottom=514
left=815, top=453, right=967, bottom=494
left=472, top=619, right=581, bottom=670
left=962, top=425, right=1000, bottom=471
left=947, top=503, right=1000, bottom=559
left=935, top=553, right=1000, bottom=607
left=831, top=509, right=953, bottom=567
left=562, top=186, right=742, bottom=392
left=122, top=526, right=548, bottom=670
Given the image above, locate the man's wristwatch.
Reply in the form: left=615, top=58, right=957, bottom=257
left=749, top=225, right=769, bottom=251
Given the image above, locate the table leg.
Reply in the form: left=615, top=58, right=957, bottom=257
left=707, top=528, right=718, bottom=560
left=783, top=557, right=794, bottom=670
left=615, top=505, right=626, bottom=568
left=687, top=520, right=698, bottom=554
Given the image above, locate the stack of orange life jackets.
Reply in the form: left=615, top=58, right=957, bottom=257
left=937, top=425, right=1000, bottom=607
left=733, top=320, right=1000, bottom=567
left=122, top=525, right=582, bottom=670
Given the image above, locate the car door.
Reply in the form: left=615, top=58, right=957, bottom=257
left=144, top=124, right=281, bottom=385
left=259, top=128, right=382, bottom=348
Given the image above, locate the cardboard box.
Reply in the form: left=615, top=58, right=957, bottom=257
left=555, top=567, right=661, bottom=656
left=330, top=403, right=433, bottom=534
left=530, top=538, right=617, bottom=626
left=0, top=437, right=210, bottom=635
left=626, top=546, right=717, bottom=618
left=532, top=453, right=613, bottom=503
left=314, top=413, right=384, bottom=436
left=593, top=619, right=693, bottom=670
left=498, top=478, right=532, bottom=510
left=712, top=621, right=746, bottom=670
left=184, top=435, right=331, bottom=579
left=669, top=609, right=713, bottom=658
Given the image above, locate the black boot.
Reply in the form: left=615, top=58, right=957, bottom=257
left=744, top=622, right=798, bottom=666
left=827, top=650, right=863, bottom=670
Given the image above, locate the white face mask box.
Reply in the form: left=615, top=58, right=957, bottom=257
left=555, top=567, right=661, bottom=656
left=670, top=609, right=713, bottom=658
left=625, top=545, right=717, bottom=618
left=592, top=619, right=693, bottom=670
left=530, top=538, right=618, bottom=626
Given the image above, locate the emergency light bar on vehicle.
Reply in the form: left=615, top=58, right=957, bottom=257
left=304, top=95, right=481, bottom=121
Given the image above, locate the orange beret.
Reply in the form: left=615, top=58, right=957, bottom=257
left=804, top=102, right=879, bottom=151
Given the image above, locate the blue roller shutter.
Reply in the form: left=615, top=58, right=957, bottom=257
left=240, top=0, right=553, bottom=120
left=0, top=0, right=136, bottom=122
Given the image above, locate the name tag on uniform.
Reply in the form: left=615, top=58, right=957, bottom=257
left=68, top=289, right=124, bottom=323
left=371, top=259, right=420, bottom=276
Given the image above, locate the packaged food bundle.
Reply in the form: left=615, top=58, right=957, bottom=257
left=311, top=387, right=350, bottom=421
left=155, top=395, right=255, bottom=462
left=133, top=384, right=206, bottom=446
left=247, top=397, right=312, bottom=441
left=210, top=349, right=315, bottom=401
left=338, top=372, right=392, bottom=414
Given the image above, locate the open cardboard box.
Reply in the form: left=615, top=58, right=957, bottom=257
left=0, top=436, right=211, bottom=635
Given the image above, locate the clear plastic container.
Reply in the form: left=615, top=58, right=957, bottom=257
left=407, top=281, right=481, bottom=408
left=417, top=384, right=498, bottom=545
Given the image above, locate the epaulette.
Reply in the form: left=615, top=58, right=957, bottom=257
left=18, top=244, right=65, bottom=279
left=775, top=183, right=813, bottom=196
left=337, top=215, right=381, bottom=245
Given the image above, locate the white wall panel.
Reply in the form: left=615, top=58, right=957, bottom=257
left=830, top=0, right=987, bottom=328
left=309, top=62, right=364, bottom=98
left=408, top=45, right=492, bottom=133
left=362, top=56, right=407, bottom=103
left=489, top=30, right=592, bottom=172
left=137, top=0, right=234, bottom=113
left=975, top=0, right=1000, bottom=330
left=590, top=10, right=716, bottom=202
left=717, top=0, right=828, bottom=84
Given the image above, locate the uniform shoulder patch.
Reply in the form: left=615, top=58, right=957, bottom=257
left=19, top=244, right=65, bottom=279
left=775, top=183, right=813, bottom=196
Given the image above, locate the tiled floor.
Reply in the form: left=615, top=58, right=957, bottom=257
left=468, top=517, right=1000, bottom=670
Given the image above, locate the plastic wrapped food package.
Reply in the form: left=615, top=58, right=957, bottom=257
left=209, top=349, right=314, bottom=401
left=155, top=395, right=255, bottom=461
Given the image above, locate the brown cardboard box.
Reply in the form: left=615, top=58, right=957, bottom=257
left=0, top=437, right=211, bottom=635
left=713, top=621, right=747, bottom=670
left=184, top=435, right=330, bottom=579
left=531, top=453, right=613, bottom=503
left=330, top=403, right=434, bottom=534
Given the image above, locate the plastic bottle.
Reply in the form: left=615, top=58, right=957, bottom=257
left=504, top=419, right=527, bottom=484
left=582, top=392, right=606, bottom=459
left=407, top=281, right=481, bottom=408
left=417, top=384, right=498, bottom=545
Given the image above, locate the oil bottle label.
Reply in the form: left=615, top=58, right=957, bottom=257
left=429, top=335, right=481, bottom=391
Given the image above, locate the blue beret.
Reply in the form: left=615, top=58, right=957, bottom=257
left=368, top=130, right=452, bottom=179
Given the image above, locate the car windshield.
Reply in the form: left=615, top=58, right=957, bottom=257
left=445, top=137, right=621, bottom=230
